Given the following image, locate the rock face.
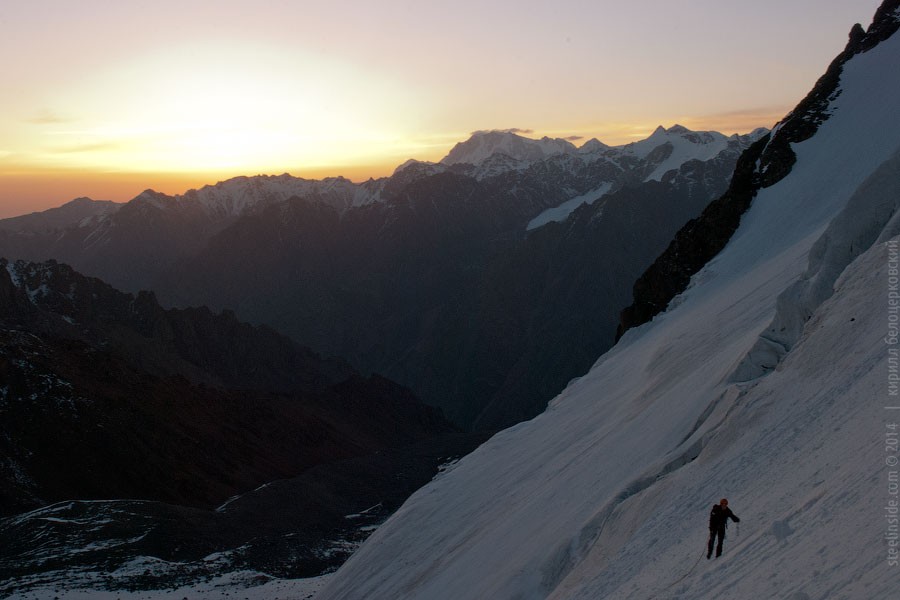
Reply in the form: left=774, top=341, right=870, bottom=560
left=617, top=0, right=900, bottom=338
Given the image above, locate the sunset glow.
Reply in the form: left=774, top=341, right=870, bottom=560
left=0, top=0, right=884, bottom=217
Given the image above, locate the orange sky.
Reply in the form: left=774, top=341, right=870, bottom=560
left=0, top=0, right=883, bottom=218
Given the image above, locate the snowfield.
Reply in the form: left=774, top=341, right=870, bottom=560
left=313, top=21, right=900, bottom=600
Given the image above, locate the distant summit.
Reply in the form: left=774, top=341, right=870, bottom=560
left=617, top=124, right=769, bottom=182
left=0, top=197, right=121, bottom=233
left=440, top=130, right=580, bottom=166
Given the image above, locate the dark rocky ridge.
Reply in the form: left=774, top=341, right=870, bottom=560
left=0, top=258, right=489, bottom=592
left=0, top=258, right=353, bottom=393
left=617, top=0, right=900, bottom=338
left=0, top=258, right=459, bottom=516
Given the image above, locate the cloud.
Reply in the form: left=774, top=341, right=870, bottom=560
left=51, top=141, right=120, bottom=154
left=563, top=135, right=584, bottom=141
left=27, top=109, right=74, bottom=125
left=471, top=127, right=534, bottom=136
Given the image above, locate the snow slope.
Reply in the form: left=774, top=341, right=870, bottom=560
left=526, top=183, right=612, bottom=230
left=315, top=17, right=900, bottom=600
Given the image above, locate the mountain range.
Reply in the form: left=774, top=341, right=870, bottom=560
left=0, top=123, right=764, bottom=431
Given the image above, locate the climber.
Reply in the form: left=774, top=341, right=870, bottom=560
left=707, top=498, right=740, bottom=559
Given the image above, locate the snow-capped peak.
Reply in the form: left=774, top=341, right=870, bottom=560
left=131, top=189, right=173, bottom=209
left=124, top=174, right=384, bottom=219
left=440, top=130, right=579, bottom=167
left=618, top=124, right=763, bottom=182
left=394, top=159, right=426, bottom=174
left=393, top=159, right=444, bottom=176
left=620, top=124, right=728, bottom=160
left=577, top=138, right=610, bottom=154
